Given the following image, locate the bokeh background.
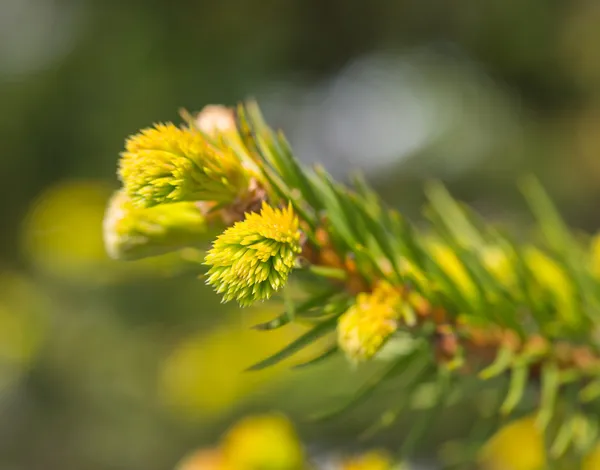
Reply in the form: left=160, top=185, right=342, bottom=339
left=2, top=1, right=600, bottom=469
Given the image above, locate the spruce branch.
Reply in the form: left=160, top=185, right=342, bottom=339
left=105, top=100, right=600, bottom=464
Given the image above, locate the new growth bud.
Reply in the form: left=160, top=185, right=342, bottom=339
left=103, top=190, right=209, bottom=261
left=118, top=123, right=250, bottom=208
left=204, top=202, right=301, bottom=307
left=338, top=281, right=402, bottom=363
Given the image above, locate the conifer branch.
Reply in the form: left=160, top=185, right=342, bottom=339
left=104, top=100, right=600, bottom=465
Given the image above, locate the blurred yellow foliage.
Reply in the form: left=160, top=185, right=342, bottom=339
left=479, top=415, right=546, bottom=470
left=403, top=241, right=517, bottom=310
left=481, top=245, right=516, bottom=288
left=429, top=241, right=477, bottom=303
left=221, top=413, right=305, bottom=470
left=524, top=247, right=578, bottom=328
left=175, top=413, right=304, bottom=470
left=159, top=308, right=328, bottom=419
left=22, top=180, right=194, bottom=283
left=480, top=415, right=600, bottom=470
left=583, top=442, right=600, bottom=470
left=176, top=413, right=401, bottom=470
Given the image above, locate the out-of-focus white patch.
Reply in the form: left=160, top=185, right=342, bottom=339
left=0, top=0, right=88, bottom=78
left=257, top=49, right=522, bottom=180
left=375, top=332, right=423, bottom=362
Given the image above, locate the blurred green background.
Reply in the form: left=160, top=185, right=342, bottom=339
left=2, top=1, right=600, bottom=469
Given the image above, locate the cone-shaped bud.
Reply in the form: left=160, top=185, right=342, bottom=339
left=204, top=202, right=301, bottom=307
left=118, top=123, right=250, bottom=208
left=338, top=281, right=402, bottom=363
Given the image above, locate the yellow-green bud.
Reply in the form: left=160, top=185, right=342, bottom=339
left=118, top=123, right=250, bottom=208
left=103, top=190, right=209, bottom=261
left=204, top=202, right=301, bottom=307
left=338, top=281, right=402, bottom=363
left=220, top=414, right=305, bottom=470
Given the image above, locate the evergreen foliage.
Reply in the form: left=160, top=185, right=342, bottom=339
left=106, top=101, right=600, bottom=467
